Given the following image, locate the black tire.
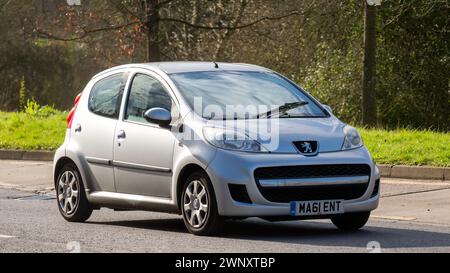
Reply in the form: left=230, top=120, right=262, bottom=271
left=56, top=163, right=93, bottom=222
left=331, top=211, right=370, bottom=230
left=181, top=172, right=223, bottom=236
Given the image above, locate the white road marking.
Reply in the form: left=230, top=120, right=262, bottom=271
left=372, top=215, right=417, bottom=221
left=382, top=180, right=450, bottom=186
left=0, top=182, right=18, bottom=187
left=0, top=234, right=16, bottom=239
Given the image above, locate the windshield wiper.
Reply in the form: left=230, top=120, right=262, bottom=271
left=256, top=101, right=309, bottom=119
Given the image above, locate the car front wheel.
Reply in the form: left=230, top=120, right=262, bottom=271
left=181, top=172, right=223, bottom=236
left=56, top=163, right=93, bottom=222
left=331, top=211, right=370, bottom=230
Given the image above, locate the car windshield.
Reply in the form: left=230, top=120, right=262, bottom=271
left=169, top=71, right=328, bottom=120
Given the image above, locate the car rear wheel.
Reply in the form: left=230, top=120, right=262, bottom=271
left=331, top=211, right=370, bottom=230
left=56, top=163, right=93, bottom=222
left=181, top=172, right=223, bottom=236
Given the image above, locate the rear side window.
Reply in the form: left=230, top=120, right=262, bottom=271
left=88, top=73, right=127, bottom=119
left=125, top=73, right=175, bottom=123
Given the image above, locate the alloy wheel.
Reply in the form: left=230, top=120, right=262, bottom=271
left=183, top=180, right=209, bottom=228
left=57, top=171, right=79, bottom=215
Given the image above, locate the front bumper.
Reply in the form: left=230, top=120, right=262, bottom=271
left=206, top=147, right=380, bottom=217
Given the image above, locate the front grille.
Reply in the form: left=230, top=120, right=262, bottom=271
left=254, top=164, right=371, bottom=180
left=254, top=164, right=371, bottom=203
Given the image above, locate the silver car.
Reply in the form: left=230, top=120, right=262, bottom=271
left=53, top=62, right=380, bottom=236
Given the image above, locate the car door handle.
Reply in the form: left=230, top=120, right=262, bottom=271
left=117, top=130, right=126, bottom=139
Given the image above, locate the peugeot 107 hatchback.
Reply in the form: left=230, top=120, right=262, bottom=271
left=54, top=62, right=380, bottom=236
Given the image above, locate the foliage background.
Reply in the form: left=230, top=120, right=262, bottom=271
left=0, top=0, right=448, bottom=131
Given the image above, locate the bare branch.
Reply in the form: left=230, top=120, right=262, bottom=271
left=34, top=21, right=141, bottom=42
left=110, top=0, right=143, bottom=21
left=0, top=0, right=12, bottom=11
left=160, top=10, right=306, bottom=30
left=214, top=0, right=249, bottom=59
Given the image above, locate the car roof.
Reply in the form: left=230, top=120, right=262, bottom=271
left=93, top=61, right=271, bottom=79
left=153, top=62, right=270, bottom=74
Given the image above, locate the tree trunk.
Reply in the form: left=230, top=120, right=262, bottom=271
left=362, top=1, right=377, bottom=126
left=143, top=0, right=161, bottom=62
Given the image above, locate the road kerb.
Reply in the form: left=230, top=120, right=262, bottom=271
left=0, top=149, right=448, bottom=180
left=0, top=150, right=54, bottom=161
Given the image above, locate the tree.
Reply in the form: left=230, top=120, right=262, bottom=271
left=1, top=0, right=447, bottom=131
left=362, top=0, right=377, bottom=126
left=31, top=0, right=311, bottom=62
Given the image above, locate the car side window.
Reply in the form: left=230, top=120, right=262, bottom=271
left=125, top=73, right=177, bottom=124
left=88, top=73, right=127, bottom=119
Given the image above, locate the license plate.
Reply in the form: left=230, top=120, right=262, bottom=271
left=290, top=200, right=344, bottom=216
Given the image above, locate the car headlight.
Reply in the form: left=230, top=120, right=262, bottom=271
left=203, top=127, right=268, bottom=152
left=342, top=125, right=363, bottom=150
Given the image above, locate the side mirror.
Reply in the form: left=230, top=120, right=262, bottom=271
left=322, top=104, right=333, bottom=114
left=144, top=108, right=172, bottom=127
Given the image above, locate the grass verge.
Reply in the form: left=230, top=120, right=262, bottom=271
left=0, top=111, right=66, bottom=151
left=0, top=112, right=448, bottom=167
left=360, top=128, right=449, bottom=167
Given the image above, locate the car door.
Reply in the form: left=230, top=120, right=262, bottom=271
left=71, top=72, right=128, bottom=192
left=113, top=72, right=179, bottom=198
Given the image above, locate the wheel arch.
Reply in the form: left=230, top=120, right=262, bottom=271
left=54, top=157, right=79, bottom=185
left=176, top=163, right=210, bottom=210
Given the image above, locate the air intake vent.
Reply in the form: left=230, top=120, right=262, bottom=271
left=371, top=178, right=380, bottom=198
left=228, top=184, right=252, bottom=204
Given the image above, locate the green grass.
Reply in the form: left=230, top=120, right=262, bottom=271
left=360, top=128, right=450, bottom=167
left=0, top=111, right=448, bottom=167
left=0, top=111, right=66, bottom=151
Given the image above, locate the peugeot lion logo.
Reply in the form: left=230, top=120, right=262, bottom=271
left=293, top=141, right=318, bottom=156
left=301, top=142, right=313, bottom=153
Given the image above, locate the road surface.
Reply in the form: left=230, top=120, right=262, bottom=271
left=1, top=160, right=450, bottom=253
